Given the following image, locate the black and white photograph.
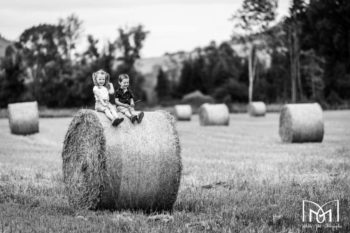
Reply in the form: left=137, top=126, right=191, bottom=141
left=0, top=0, right=349, bottom=232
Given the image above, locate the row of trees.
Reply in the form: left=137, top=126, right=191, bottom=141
left=175, top=42, right=247, bottom=103
left=172, top=0, right=350, bottom=106
left=0, top=14, right=148, bottom=107
left=1, top=0, right=350, bottom=108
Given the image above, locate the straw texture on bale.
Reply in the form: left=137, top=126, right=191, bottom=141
left=199, top=103, right=230, bottom=126
left=279, top=103, right=324, bottom=143
left=248, top=101, right=266, bottom=117
left=8, top=101, right=39, bottom=135
left=62, top=109, right=182, bottom=211
left=174, top=105, right=192, bottom=121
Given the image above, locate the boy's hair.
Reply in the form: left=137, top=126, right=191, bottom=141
left=92, top=69, right=110, bottom=88
left=118, top=74, right=130, bottom=83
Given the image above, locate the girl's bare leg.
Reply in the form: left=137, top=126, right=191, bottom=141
left=104, top=109, right=115, bottom=121
left=110, top=106, right=121, bottom=119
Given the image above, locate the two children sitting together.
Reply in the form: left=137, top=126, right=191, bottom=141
left=92, top=69, right=144, bottom=127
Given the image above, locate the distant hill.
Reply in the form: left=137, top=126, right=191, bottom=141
left=0, top=35, right=12, bottom=58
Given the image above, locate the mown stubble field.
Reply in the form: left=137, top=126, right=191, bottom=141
left=0, top=110, right=349, bottom=233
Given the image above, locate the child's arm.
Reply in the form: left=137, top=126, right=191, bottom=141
left=107, top=84, right=116, bottom=105
left=107, top=83, right=115, bottom=94
left=130, top=98, right=135, bottom=108
left=129, top=89, right=135, bottom=108
left=115, top=98, right=130, bottom=108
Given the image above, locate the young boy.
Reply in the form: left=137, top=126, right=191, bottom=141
left=115, top=74, right=144, bottom=124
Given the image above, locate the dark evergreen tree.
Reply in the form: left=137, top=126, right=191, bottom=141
left=0, top=45, right=26, bottom=107
left=155, top=68, right=170, bottom=100
left=302, top=0, right=350, bottom=101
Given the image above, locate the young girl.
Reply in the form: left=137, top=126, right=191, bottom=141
left=115, top=74, right=144, bottom=124
left=92, top=69, right=124, bottom=126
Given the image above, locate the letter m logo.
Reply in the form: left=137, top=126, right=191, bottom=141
left=302, top=200, right=340, bottom=224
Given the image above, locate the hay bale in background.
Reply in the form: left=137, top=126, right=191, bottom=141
left=8, top=101, right=39, bottom=135
left=62, top=110, right=182, bottom=211
left=279, top=103, right=324, bottom=143
left=199, top=103, right=230, bottom=126
left=248, top=101, right=266, bottom=117
left=174, top=105, right=192, bottom=121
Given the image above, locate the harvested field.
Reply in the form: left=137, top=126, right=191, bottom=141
left=0, top=110, right=349, bottom=232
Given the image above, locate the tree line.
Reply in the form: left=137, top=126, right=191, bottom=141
left=1, top=0, right=350, bottom=108
left=0, top=14, right=148, bottom=108
left=160, top=0, right=349, bottom=107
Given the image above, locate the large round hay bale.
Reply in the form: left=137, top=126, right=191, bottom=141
left=248, top=101, right=266, bottom=117
left=199, top=103, right=230, bottom=126
left=279, top=103, right=324, bottom=143
left=8, top=101, right=39, bottom=135
left=62, top=109, right=182, bottom=211
left=174, top=105, right=192, bottom=121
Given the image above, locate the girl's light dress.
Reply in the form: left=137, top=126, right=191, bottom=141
left=93, top=86, right=115, bottom=112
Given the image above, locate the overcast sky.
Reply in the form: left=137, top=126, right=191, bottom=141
left=0, top=0, right=291, bottom=58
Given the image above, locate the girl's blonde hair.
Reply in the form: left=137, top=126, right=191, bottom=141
left=92, top=69, right=111, bottom=88
left=118, top=73, right=130, bottom=83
